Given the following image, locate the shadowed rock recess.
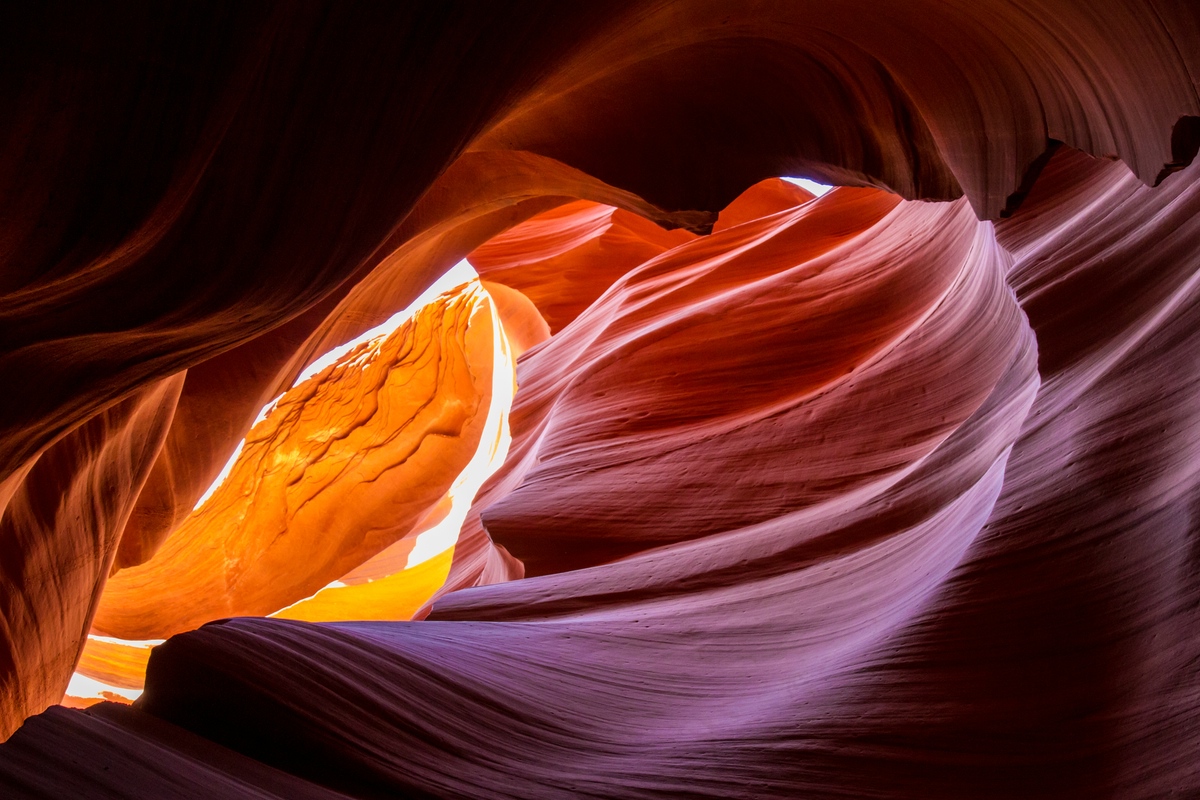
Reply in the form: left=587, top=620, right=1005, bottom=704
left=2, top=2, right=1200, bottom=797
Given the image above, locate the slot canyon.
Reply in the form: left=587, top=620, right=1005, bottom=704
left=2, top=1, right=1200, bottom=797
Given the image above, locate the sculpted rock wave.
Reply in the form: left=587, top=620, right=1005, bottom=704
left=93, top=281, right=495, bottom=642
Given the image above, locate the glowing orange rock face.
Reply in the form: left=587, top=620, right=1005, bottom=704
left=91, top=281, right=495, bottom=641
left=478, top=281, right=551, bottom=358
left=272, top=547, right=455, bottom=624
left=0, top=376, right=182, bottom=738
left=74, top=639, right=151, bottom=694
left=469, top=199, right=696, bottom=333
left=710, top=178, right=816, bottom=232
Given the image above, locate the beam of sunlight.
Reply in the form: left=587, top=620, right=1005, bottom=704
left=407, top=264, right=514, bottom=568
left=65, top=669, right=143, bottom=705
left=781, top=176, right=833, bottom=196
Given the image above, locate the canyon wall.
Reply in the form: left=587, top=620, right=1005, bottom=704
left=1, top=1, right=1199, bottom=796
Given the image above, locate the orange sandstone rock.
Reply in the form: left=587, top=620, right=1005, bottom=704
left=711, top=178, right=816, bottom=233
left=469, top=199, right=695, bottom=333
left=92, top=282, right=495, bottom=641
left=75, top=639, right=153, bottom=692
left=0, top=375, right=182, bottom=739
left=467, top=187, right=1032, bottom=575
left=479, top=281, right=550, bottom=358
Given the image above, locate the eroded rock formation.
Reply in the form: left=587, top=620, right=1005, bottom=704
left=62, top=272, right=513, bottom=698
left=0, top=377, right=182, bottom=735
left=93, top=279, right=496, bottom=642
left=470, top=198, right=696, bottom=333
left=2, top=1, right=1200, bottom=797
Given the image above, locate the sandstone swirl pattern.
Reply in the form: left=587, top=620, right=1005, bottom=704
left=91, top=282, right=496, bottom=642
